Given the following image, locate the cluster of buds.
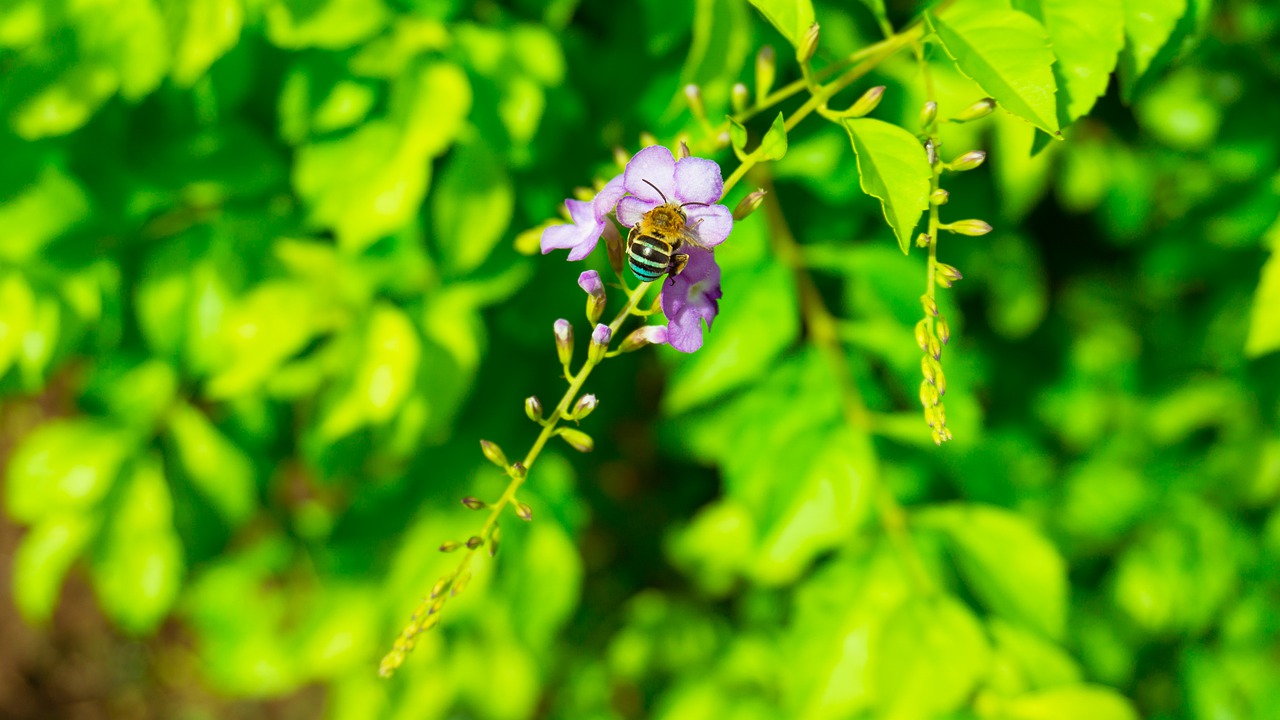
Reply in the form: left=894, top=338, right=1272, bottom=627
left=912, top=98, right=997, bottom=445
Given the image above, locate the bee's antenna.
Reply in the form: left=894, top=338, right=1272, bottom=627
left=680, top=201, right=710, bottom=208
left=642, top=179, right=670, bottom=204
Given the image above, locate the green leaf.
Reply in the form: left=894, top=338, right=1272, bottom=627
left=433, top=136, right=514, bottom=273
left=0, top=271, right=36, bottom=379
left=319, top=303, right=422, bottom=439
left=13, top=513, right=96, bottom=623
left=678, top=0, right=751, bottom=116
left=728, top=116, right=749, bottom=158
left=5, top=419, right=133, bottom=524
left=999, top=685, right=1139, bottom=720
left=91, top=455, right=185, bottom=634
left=205, top=280, right=324, bottom=398
left=843, top=118, right=931, bottom=254
left=746, top=0, right=816, bottom=48
left=167, top=403, right=258, bottom=524
left=931, top=6, right=1061, bottom=134
left=989, top=620, right=1083, bottom=693
left=264, top=0, right=390, bottom=50
left=162, top=0, right=244, bottom=86
left=756, top=112, right=789, bottom=161
left=1013, top=0, right=1124, bottom=124
left=0, top=165, right=90, bottom=263
left=1119, top=0, right=1188, bottom=97
left=873, top=595, right=991, bottom=720
left=917, top=504, right=1069, bottom=639
left=1247, top=240, right=1280, bottom=357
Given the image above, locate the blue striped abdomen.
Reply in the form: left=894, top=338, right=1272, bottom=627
left=628, top=237, right=671, bottom=282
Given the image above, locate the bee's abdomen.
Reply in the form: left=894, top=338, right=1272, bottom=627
left=628, top=237, right=670, bottom=282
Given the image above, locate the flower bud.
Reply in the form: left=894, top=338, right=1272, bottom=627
left=525, top=396, right=543, bottom=423
left=430, top=576, right=451, bottom=599
left=684, top=84, right=706, bottom=121
left=559, top=427, right=594, bottom=453
left=935, top=369, right=948, bottom=396
left=572, top=393, right=598, bottom=420
left=920, top=100, right=937, bottom=128
left=927, top=335, right=942, bottom=360
left=461, top=496, right=486, bottom=510
left=916, top=232, right=931, bottom=248
left=925, top=404, right=940, bottom=428
left=924, top=138, right=938, bottom=166
left=733, top=189, right=767, bottom=221
left=756, top=45, right=776, bottom=102
left=451, top=571, right=471, bottom=597
left=936, top=264, right=963, bottom=287
left=619, top=324, right=669, bottom=352
left=798, top=23, right=820, bottom=64
left=465, top=535, right=483, bottom=549
left=949, top=150, right=987, bottom=172
left=604, top=223, right=625, bottom=278
left=554, top=318, right=574, bottom=366
left=922, top=356, right=942, bottom=385
left=946, top=219, right=993, bottom=236
left=515, top=502, right=533, bottom=521
left=578, top=270, right=606, bottom=324
left=439, top=540, right=461, bottom=553
left=510, top=461, right=527, bottom=479
left=480, top=439, right=507, bottom=468
left=920, top=380, right=940, bottom=408
left=842, top=85, right=884, bottom=118
left=588, top=323, right=612, bottom=364
left=914, top=319, right=930, bottom=352
left=921, top=293, right=939, bottom=317
left=931, top=428, right=946, bottom=446
left=936, top=316, right=951, bottom=345
left=731, top=82, right=750, bottom=113
left=489, top=527, right=502, bottom=557
left=930, top=189, right=950, bottom=205
left=953, top=97, right=995, bottom=122
left=678, top=139, right=692, bottom=159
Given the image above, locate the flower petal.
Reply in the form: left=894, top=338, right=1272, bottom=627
left=593, top=174, right=627, bottom=220
left=541, top=221, right=595, bottom=254
left=624, top=146, right=676, bottom=202
left=684, top=203, right=733, bottom=247
left=616, top=196, right=658, bottom=228
left=673, top=156, right=723, bottom=205
left=565, top=226, right=603, bottom=261
left=666, top=308, right=706, bottom=353
left=661, top=248, right=722, bottom=353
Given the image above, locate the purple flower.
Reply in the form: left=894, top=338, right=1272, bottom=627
left=577, top=270, right=604, bottom=299
left=590, top=323, right=612, bottom=347
left=541, top=175, right=626, bottom=261
left=615, top=146, right=733, bottom=248
left=662, top=247, right=722, bottom=353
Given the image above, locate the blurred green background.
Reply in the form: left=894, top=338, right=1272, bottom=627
left=2, top=0, right=1279, bottom=718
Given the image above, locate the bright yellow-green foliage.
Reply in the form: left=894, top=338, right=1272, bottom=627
left=1, top=0, right=1278, bottom=718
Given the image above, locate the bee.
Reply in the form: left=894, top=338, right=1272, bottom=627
left=627, top=180, right=711, bottom=283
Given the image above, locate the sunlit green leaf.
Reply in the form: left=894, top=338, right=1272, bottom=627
left=843, top=118, right=931, bottom=254
left=873, top=595, right=990, bottom=719
left=167, top=402, right=258, bottom=524
left=162, top=0, right=243, bottom=85
left=931, top=5, right=1061, bottom=134
left=433, top=136, right=514, bottom=273
left=319, top=303, right=422, bottom=439
left=746, top=0, right=816, bottom=48
left=1013, top=0, right=1124, bottom=124
left=1119, top=0, right=1188, bottom=97
left=917, top=504, right=1068, bottom=639
left=13, top=513, right=96, bottom=623
left=756, top=112, right=788, bottom=161
left=5, top=419, right=134, bottom=524
left=265, top=0, right=389, bottom=49
left=999, top=685, right=1140, bottom=720
left=1247, top=240, right=1280, bottom=357
left=0, top=165, right=90, bottom=263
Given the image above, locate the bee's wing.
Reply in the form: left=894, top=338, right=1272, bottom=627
left=678, top=222, right=713, bottom=251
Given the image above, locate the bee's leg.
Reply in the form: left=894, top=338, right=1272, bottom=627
left=669, top=253, right=690, bottom=283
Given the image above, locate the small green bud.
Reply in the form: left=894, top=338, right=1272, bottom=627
left=554, top=319, right=574, bottom=366
left=560, top=427, right=594, bottom=453
left=924, top=138, right=938, bottom=166
left=684, top=84, right=705, bottom=121
left=452, top=571, right=471, bottom=597
left=925, top=404, right=940, bottom=428
left=952, top=97, right=995, bottom=123
left=579, top=270, right=606, bottom=324
left=480, top=439, right=507, bottom=468
left=948, top=150, right=987, bottom=172
left=511, top=461, right=527, bottom=479
left=525, top=396, right=543, bottom=423
left=619, top=324, right=668, bottom=352
left=927, top=335, right=942, bottom=360
left=439, top=541, right=461, bottom=553
left=733, top=188, right=767, bottom=221
left=936, top=264, right=963, bottom=287
left=921, top=293, right=939, bottom=317
left=936, top=316, right=951, bottom=345
left=731, top=82, right=750, bottom=113
left=931, top=428, right=946, bottom=445
left=921, top=356, right=939, bottom=385
left=935, top=368, right=948, bottom=396
left=920, top=380, right=940, bottom=408
left=572, top=393, right=598, bottom=420
left=489, top=527, right=502, bottom=557
left=588, top=323, right=612, bottom=364
left=465, top=535, right=484, bottom=549
left=798, top=23, right=820, bottom=64
left=756, top=46, right=776, bottom=102
left=936, top=404, right=948, bottom=428
left=929, top=189, right=950, bottom=205
left=920, top=100, right=938, bottom=128
left=946, top=219, right=993, bottom=236
left=914, top=319, right=930, bottom=352
left=515, top=502, right=533, bottom=521
left=461, top=496, right=486, bottom=510
left=916, top=232, right=931, bottom=248
left=842, top=85, right=885, bottom=118
left=430, top=576, right=451, bottom=599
